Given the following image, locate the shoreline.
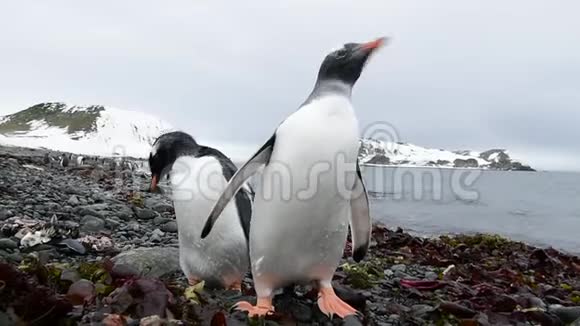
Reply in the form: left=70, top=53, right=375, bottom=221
left=361, top=162, right=537, bottom=172
left=0, top=142, right=541, bottom=172
left=1, top=145, right=580, bottom=325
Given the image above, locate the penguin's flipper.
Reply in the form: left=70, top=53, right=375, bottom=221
left=201, top=133, right=276, bottom=239
left=349, top=159, right=371, bottom=262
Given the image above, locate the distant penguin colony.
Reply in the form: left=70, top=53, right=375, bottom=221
left=200, top=37, right=383, bottom=318
left=148, top=131, right=253, bottom=290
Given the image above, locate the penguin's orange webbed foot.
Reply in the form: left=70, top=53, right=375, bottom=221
left=234, top=298, right=275, bottom=317
left=317, top=287, right=360, bottom=319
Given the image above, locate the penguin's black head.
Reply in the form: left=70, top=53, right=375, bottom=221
left=148, top=131, right=198, bottom=192
left=317, top=37, right=387, bottom=87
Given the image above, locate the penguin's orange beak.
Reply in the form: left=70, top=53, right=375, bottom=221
left=361, top=37, right=387, bottom=51
left=150, top=175, right=158, bottom=192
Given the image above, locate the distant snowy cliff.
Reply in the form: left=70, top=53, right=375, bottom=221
left=0, top=102, right=535, bottom=171
left=0, top=102, right=174, bottom=158
left=359, top=138, right=535, bottom=171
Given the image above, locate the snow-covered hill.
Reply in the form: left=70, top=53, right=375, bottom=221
left=0, top=103, right=174, bottom=158
left=359, top=138, right=535, bottom=171
left=0, top=102, right=535, bottom=171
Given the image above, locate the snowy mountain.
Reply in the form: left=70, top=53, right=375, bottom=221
left=359, top=138, right=535, bottom=171
left=0, top=102, right=174, bottom=158
left=0, top=102, right=535, bottom=171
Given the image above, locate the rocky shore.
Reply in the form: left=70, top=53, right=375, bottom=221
left=1, top=145, right=579, bottom=325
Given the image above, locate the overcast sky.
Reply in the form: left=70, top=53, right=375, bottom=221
left=1, top=1, right=579, bottom=171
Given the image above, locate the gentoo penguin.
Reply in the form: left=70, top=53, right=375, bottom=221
left=76, top=155, right=84, bottom=166
left=59, top=154, right=69, bottom=167
left=201, top=37, right=384, bottom=318
left=149, top=131, right=253, bottom=290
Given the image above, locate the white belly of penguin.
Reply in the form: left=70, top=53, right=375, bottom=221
left=170, top=156, right=249, bottom=287
left=250, top=95, right=359, bottom=286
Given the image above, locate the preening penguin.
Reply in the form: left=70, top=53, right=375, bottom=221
left=201, top=37, right=384, bottom=318
left=149, top=131, right=253, bottom=290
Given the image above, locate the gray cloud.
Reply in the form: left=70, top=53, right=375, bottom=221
left=1, top=0, right=579, bottom=171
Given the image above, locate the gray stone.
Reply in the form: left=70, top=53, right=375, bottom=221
left=411, top=304, right=435, bottom=319
left=153, top=215, right=172, bottom=225
left=152, top=203, right=173, bottom=213
left=128, top=221, right=140, bottom=232
left=111, top=247, right=180, bottom=278
left=0, top=238, right=18, bottom=249
left=86, top=203, right=109, bottom=211
left=80, top=215, right=105, bottom=233
left=23, top=198, right=36, bottom=205
left=75, top=206, right=103, bottom=218
left=46, top=202, right=60, bottom=211
left=160, top=221, right=178, bottom=233
left=61, top=269, right=82, bottom=283
left=527, top=295, right=547, bottom=310
left=424, top=271, right=439, bottom=281
left=143, top=198, right=161, bottom=209
left=342, top=315, right=362, bottom=326
left=58, top=238, right=86, bottom=255
left=134, top=208, right=159, bottom=220
left=63, top=220, right=80, bottom=229
left=549, top=305, right=580, bottom=324
left=105, top=218, right=121, bottom=229
left=394, top=270, right=412, bottom=279
left=111, top=263, right=139, bottom=278
left=0, top=209, right=12, bottom=220
left=63, top=185, right=84, bottom=195
left=6, top=252, right=23, bottom=263
left=91, top=193, right=107, bottom=203
left=390, top=264, right=407, bottom=273
left=68, top=195, right=80, bottom=206
left=111, top=204, right=134, bottom=221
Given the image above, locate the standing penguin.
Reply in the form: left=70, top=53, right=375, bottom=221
left=149, top=131, right=253, bottom=290
left=60, top=154, right=69, bottom=167
left=201, top=37, right=384, bottom=318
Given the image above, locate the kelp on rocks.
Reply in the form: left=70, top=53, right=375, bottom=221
left=364, top=225, right=580, bottom=325
left=2, top=223, right=580, bottom=325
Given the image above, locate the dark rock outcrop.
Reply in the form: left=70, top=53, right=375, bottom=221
left=366, top=154, right=390, bottom=165
left=453, top=158, right=479, bottom=168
